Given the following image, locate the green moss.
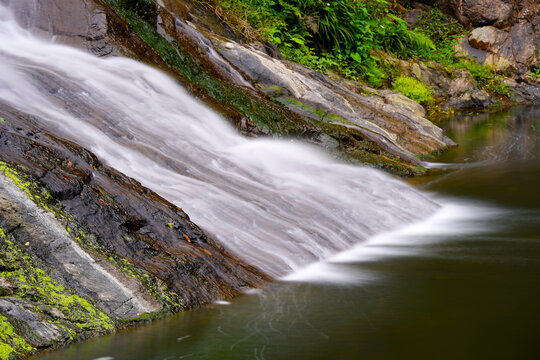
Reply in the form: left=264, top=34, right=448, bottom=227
left=0, top=161, right=183, bottom=312
left=0, top=314, right=34, bottom=360
left=275, top=97, right=344, bottom=123
left=392, top=76, right=433, bottom=105
left=0, top=228, right=114, bottom=335
left=73, top=232, right=184, bottom=312
left=0, top=162, right=60, bottom=215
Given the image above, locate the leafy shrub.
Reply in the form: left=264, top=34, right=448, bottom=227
left=415, top=6, right=466, bottom=64
left=456, top=60, right=510, bottom=97
left=200, top=0, right=434, bottom=85
left=457, top=60, right=493, bottom=87
left=392, top=76, right=433, bottom=105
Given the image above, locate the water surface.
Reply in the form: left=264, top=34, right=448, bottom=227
left=34, top=107, right=540, bottom=360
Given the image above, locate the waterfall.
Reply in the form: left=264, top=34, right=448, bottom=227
left=0, top=4, right=438, bottom=277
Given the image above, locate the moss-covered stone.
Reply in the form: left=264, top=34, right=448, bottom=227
left=0, top=313, right=34, bottom=360
left=0, top=161, right=184, bottom=314
left=0, top=226, right=113, bottom=359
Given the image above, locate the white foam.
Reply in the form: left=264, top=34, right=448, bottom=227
left=284, top=200, right=506, bottom=284
left=214, top=300, right=232, bottom=306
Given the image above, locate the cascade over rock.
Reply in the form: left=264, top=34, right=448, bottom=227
left=6, top=0, right=458, bottom=174
left=0, top=2, right=443, bottom=357
left=6, top=0, right=539, bottom=357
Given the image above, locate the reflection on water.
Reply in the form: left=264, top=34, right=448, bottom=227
left=34, top=109, right=540, bottom=360
left=436, top=106, right=540, bottom=163
left=412, top=106, right=540, bottom=209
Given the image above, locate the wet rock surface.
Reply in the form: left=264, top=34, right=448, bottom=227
left=0, top=103, right=268, bottom=307
left=0, top=102, right=268, bottom=357
left=0, top=298, right=67, bottom=348
left=8, top=0, right=117, bottom=56
left=0, top=174, right=161, bottom=320
left=214, top=39, right=455, bottom=159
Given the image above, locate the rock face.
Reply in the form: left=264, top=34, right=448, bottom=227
left=457, top=22, right=539, bottom=78
left=453, top=0, right=514, bottom=27
left=8, top=0, right=116, bottom=56
left=416, top=0, right=540, bottom=79
left=214, top=40, right=455, bottom=159
left=417, top=0, right=540, bottom=27
left=0, top=174, right=161, bottom=320
left=411, top=0, right=540, bottom=104
left=0, top=102, right=267, bottom=358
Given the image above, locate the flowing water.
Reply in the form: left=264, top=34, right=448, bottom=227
left=31, top=106, right=540, bottom=360
left=0, top=4, right=435, bottom=277
left=1, top=3, right=540, bottom=360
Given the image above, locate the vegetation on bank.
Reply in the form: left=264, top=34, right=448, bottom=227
left=198, top=0, right=511, bottom=101
left=392, top=76, right=433, bottom=105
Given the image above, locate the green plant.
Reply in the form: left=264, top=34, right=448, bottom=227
left=415, top=6, right=466, bottom=64
left=392, top=76, right=433, bottom=105
left=485, top=80, right=510, bottom=97
left=199, top=0, right=435, bottom=85
left=457, top=60, right=493, bottom=87
left=456, top=60, right=510, bottom=97
left=529, top=67, right=540, bottom=80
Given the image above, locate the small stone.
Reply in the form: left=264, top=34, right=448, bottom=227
left=38, top=305, right=66, bottom=320
left=0, top=278, right=17, bottom=296
left=411, top=63, right=422, bottom=80
left=404, top=9, right=424, bottom=26
left=468, top=26, right=502, bottom=51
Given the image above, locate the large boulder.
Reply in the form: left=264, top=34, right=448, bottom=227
left=214, top=40, right=456, bottom=158
left=468, top=26, right=505, bottom=51
left=451, top=0, right=514, bottom=28
left=414, top=0, right=539, bottom=28
left=457, top=22, right=539, bottom=77
left=8, top=0, right=116, bottom=56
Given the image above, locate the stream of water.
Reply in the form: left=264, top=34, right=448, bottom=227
left=0, top=3, right=438, bottom=278
left=32, top=106, right=540, bottom=360
left=1, top=3, right=539, bottom=359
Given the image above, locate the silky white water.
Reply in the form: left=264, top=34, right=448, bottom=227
left=0, top=4, right=439, bottom=277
